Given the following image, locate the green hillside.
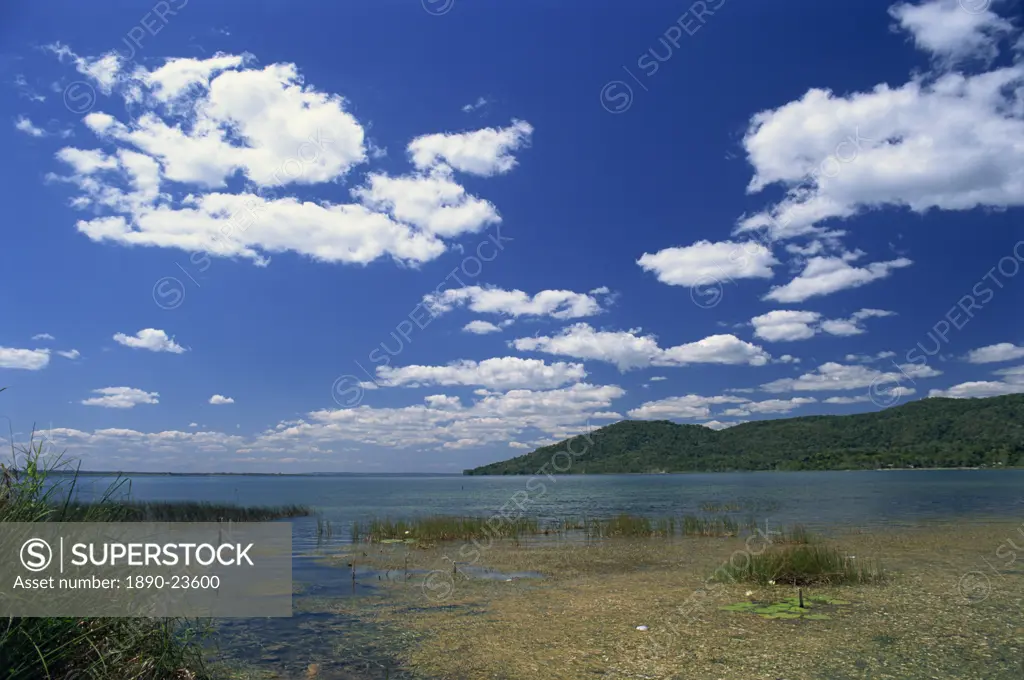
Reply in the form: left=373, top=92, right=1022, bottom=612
left=464, top=394, right=1024, bottom=474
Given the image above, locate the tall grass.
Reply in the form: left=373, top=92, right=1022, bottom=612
left=0, top=427, right=210, bottom=679
left=352, top=513, right=749, bottom=543
left=715, top=544, right=884, bottom=586
left=352, top=515, right=540, bottom=543
left=59, top=500, right=311, bottom=522
left=681, top=515, right=739, bottom=537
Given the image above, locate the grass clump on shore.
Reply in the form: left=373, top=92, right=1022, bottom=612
left=715, top=544, right=884, bottom=586
left=585, top=514, right=673, bottom=537
left=0, top=429, right=212, bottom=679
left=772, top=524, right=817, bottom=545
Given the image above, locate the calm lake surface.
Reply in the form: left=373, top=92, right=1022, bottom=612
left=71, top=470, right=1024, bottom=551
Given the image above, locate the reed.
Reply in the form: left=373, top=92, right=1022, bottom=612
left=681, top=515, right=739, bottom=537
left=0, top=425, right=211, bottom=679
left=774, top=524, right=816, bottom=545
left=353, top=515, right=541, bottom=543
left=715, top=544, right=884, bottom=586
left=58, top=500, right=312, bottom=522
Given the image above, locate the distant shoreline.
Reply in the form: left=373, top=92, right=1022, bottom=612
left=46, top=470, right=464, bottom=477
left=44, top=467, right=1020, bottom=477
left=462, top=466, right=1021, bottom=476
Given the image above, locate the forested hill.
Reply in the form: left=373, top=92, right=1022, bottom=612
left=463, top=394, right=1024, bottom=475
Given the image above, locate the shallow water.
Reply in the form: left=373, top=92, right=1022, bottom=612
left=65, top=470, right=1024, bottom=678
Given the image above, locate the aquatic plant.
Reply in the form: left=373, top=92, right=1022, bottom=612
left=714, top=544, right=884, bottom=586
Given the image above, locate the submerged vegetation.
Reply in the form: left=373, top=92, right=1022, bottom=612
left=465, top=393, right=1024, bottom=474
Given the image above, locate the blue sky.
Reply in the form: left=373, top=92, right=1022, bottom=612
left=1, top=0, right=1023, bottom=472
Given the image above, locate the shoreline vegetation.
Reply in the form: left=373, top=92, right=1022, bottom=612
left=0, top=425, right=310, bottom=680
left=464, top=393, right=1024, bottom=475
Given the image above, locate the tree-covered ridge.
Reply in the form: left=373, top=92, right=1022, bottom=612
left=464, top=394, right=1024, bottom=475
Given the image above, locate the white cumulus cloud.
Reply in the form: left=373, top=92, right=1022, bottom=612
left=965, top=342, right=1024, bottom=364
left=637, top=240, right=778, bottom=286
left=425, top=285, right=610, bottom=320
left=0, top=347, right=50, bottom=370
left=113, top=329, right=186, bottom=353
left=81, top=387, right=159, bottom=408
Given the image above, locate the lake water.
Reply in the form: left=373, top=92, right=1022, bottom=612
left=71, top=469, right=1024, bottom=551
left=64, top=470, right=1024, bottom=678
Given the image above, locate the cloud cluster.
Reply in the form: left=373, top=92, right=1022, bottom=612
left=425, top=285, right=611, bottom=320
left=44, top=49, right=533, bottom=269
left=513, top=323, right=771, bottom=371
left=737, top=3, right=1024, bottom=242
left=930, top=365, right=1024, bottom=398
left=751, top=308, right=894, bottom=342
left=760, top=361, right=941, bottom=393
left=371, top=357, right=587, bottom=390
